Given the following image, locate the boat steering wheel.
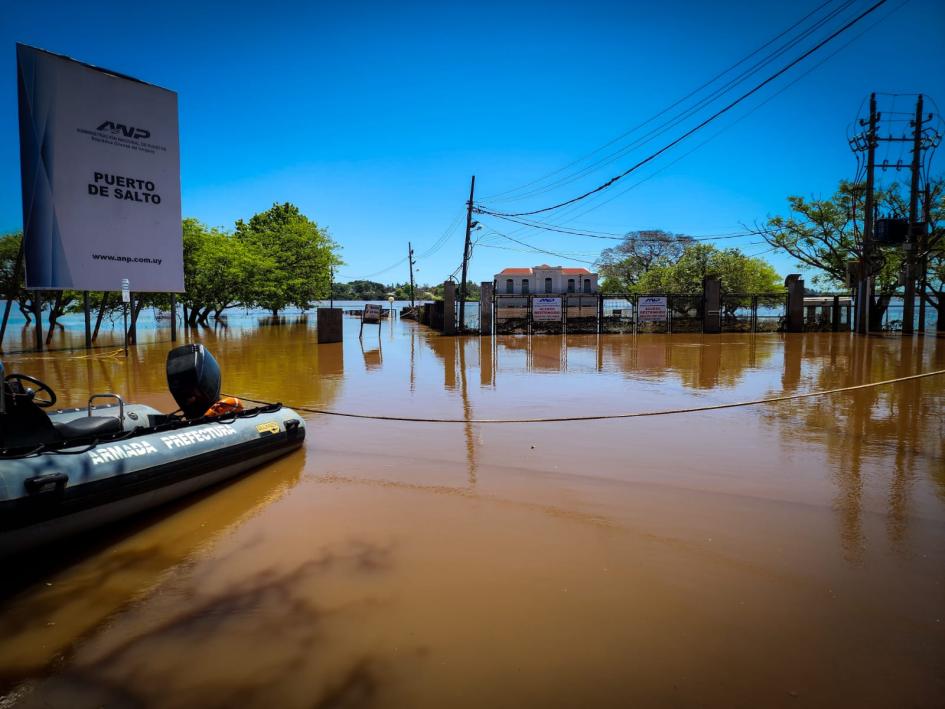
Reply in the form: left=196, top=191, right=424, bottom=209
left=4, top=373, right=57, bottom=408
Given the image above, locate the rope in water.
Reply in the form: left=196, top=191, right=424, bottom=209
left=229, top=367, right=945, bottom=424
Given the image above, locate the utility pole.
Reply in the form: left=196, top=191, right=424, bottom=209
left=918, top=184, right=930, bottom=332
left=408, top=241, right=416, bottom=307
left=458, top=175, right=475, bottom=333
left=857, top=93, right=878, bottom=335
left=903, top=94, right=923, bottom=335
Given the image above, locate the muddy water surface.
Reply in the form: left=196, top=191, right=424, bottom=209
left=1, top=314, right=943, bottom=708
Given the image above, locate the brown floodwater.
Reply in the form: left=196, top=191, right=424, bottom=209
left=1, top=313, right=943, bottom=708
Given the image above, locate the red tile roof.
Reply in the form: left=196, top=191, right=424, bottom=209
left=497, top=266, right=594, bottom=276
left=498, top=268, right=533, bottom=275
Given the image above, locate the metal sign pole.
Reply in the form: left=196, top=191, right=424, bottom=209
left=121, top=278, right=130, bottom=357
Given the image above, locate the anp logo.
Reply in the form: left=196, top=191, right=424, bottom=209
left=96, top=121, right=150, bottom=140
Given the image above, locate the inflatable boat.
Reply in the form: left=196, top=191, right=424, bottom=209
left=0, top=344, right=305, bottom=558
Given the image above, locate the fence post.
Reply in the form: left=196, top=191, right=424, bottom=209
left=751, top=295, right=758, bottom=333
left=832, top=295, right=840, bottom=332
left=597, top=294, right=603, bottom=335
left=527, top=295, right=532, bottom=336
left=443, top=281, right=456, bottom=335
left=479, top=281, right=493, bottom=336
left=703, top=277, right=721, bottom=334
left=785, top=275, right=805, bottom=332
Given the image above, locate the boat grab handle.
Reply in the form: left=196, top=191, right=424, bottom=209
left=88, top=394, right=125, bottom=424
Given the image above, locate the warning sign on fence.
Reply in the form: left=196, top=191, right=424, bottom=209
left=638, top=296, right=668, bottom=322
left=533, top=297, right=562, bottom=322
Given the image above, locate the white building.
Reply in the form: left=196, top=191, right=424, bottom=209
left=495, top=265, right=598, bottom=296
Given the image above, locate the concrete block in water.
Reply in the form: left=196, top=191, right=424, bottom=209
left=317, top=308, right=343, bottom=343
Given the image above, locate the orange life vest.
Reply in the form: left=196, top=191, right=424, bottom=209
left=204, top=396, right=244, bottom=417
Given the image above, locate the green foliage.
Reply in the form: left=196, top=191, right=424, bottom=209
left=597, top=230, right=692, bottom=294
left=429, top=281, right=479, bottom=301
left=235, top=203, right=342, bottom=315
left=0, top=233, right=21, bottom=294
left=182, top=218, right=266, bottom=323
left=0, top=232, right=81, bottom=327
left=331, top=280, right=390, bottom=300
left=919, top=183, right=945, bottom=329
left=633, top=243, right=782, bottom=295
left=761, top=180, right=915, bottom=293
left=329, top=280, right=475, bottom=301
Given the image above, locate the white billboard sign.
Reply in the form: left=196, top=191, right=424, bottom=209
left=638, top=296, right=668, bottom=322
left=16, top=44, right=183, bottom=292
left=533, top=297, right=562, bottom=322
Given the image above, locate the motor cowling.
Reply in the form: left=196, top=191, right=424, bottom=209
left=166, top=344, right=222, bottom=419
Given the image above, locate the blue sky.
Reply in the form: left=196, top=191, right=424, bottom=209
left=2, top=0, right=944, bottom=285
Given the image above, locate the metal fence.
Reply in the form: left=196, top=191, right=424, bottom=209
left=720, top=294, right=788, bottom=333
left=802, top=295, right=853, bottom=332
left=490, top=293, right=790, bottom=335
left=422, top=290, right=937, bottom=336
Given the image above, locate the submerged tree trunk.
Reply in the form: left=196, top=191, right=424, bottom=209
left=197, top=307, right=213, bottom=325
left=129, top=298, right=145, bottom=344
left=869, top=293, right=892, bottom=331
left=92, top=292, right=109, bottom=342
left=921, top=291, right=944, bottom=332
left=45, top=291, right=64, bottom=344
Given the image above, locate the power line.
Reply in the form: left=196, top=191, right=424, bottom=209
left=546, top=0, right=910, bottom=228
left=484, top=214, right=759, bottom=242
left=477, top=0, right=889, bottom=219
left=480, top=228, right=598, bottom=265
left=336, top=211, right=465, bottom=282
left=477, top=0, right=842, bottom=203
left=481, top=0, right=858, bottom=206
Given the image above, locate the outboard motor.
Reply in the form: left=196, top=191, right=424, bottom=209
left=166, top=344, right=222, bottom=419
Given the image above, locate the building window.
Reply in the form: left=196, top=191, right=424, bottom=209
left=567, top=279, right=575, bottom=293
left=583, top=279, right=591, bottom=294
left=521, top=279, right=529, bottom=294
left=545, top=277, right=553, bottom=293
left=506, top=279, right=513, bottom=294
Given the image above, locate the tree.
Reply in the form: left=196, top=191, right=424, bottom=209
left=759, top=180, right=943, bottom=329
left=920, top=186, right=945, bottom=331
left=0, top=233, right=28, bottom=322
left=634, top=243, right=782, bottom=295
left=0, top=232, right=81, bottom=338
left=332, top=280, right=388, bottom=300
left=429, top=281, right=479, bottom=301
left=597, top=230, right=692, bottom=294
left=182, top=218, right=265, bottom=326
left=235, top=203, right=342, bottom=316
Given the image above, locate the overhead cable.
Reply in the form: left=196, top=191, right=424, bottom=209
left=477, top=0, right=889, bottom=219
left=478, top=0, right=841, bottom=203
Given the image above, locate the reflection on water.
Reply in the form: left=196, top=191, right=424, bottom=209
left=2, top=313, right=944, bottom=707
